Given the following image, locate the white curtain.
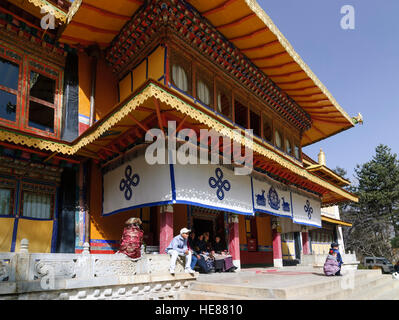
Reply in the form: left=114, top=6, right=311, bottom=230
left=275, top=131, right=282, bottom=148
left=197, top=79, right=210, bottom=105
left=22, top=192, right=52, bottom=219
left=172, top=64, right=188, bottom=92
left=0, top=188, right=11, bottom=215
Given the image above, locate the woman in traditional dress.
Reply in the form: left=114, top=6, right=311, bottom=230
left=116, top=217, right=144, bottom=259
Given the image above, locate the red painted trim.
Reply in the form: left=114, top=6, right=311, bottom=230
left=202, top=0, right=239, bottom=17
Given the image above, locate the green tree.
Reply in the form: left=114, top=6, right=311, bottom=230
left=341, top=144, right=399, bottom=260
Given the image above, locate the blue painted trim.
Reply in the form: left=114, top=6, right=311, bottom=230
left=0, top=215, right=14, bottom=218
left=16, top=216, right=54, bottom=221
left=250, top=177, right=255, bottom=212
left=254, top=208, right=292, bottom=219
left=290, top=191, right=294, bottom=218
left=173, top=199, right=254, bottom=216
left=158, top=75, right=164, bottom=82
left=50, top=187, right=59, bottom=253
left=90, top=239, right=119, bottom=244
left=10, top=218, right=18, bottom=252
left=78, top=114, right=90, bottom=120
left=292, top=219, right=322, bottom=228
left=168, top=83, right=196, bottom=101
left=169, top=162, right=176, bottom=202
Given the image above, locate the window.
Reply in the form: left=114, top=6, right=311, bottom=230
left=0, top=56, right=19, bottom=123
left=250, top=110, right=261, bottom=137
left=285, top=138, right=292, bottom=155
left=0, top=46, right=61, bottom=138
left=172, top=64, right=188, bottom=92
left=20, top=183, right=55, bottom=220
left=28, top=71, right=56, bottom=133
left=0, top=188, right=13, bottom=216
left=216, top=84, right=231, bottom=119
left=196, top=79, right=210, bottom=105
left=294, top=145, right=300, bottom=160
left=262, top=116, right=272, bottom=142
left=234, top=99, right=248, bottom=129
left=21, top=191, right=54, bottom=219
left=275, top=130, right=282, bottom=149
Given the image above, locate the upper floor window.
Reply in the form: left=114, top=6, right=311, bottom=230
left=250, top=109, right=261, bottom=137
left=0, top=45, right=61, bottom=138
left=285, top=138, right=292, bottom=155
left=0, top=57, right=19, bottom=123
left=234, top=98, right=248, bottom=129
left=216, top=84, right=231, bottom=119
left=196, top=69, right=213, bottom=107
left=263, top=115, right=272, bottom=143
left=294, top=145, right=300, bottom=160
left=275, top=130, right=282, bottom=149
left=0, top=188, right=13, bottom=216
left=28, top=71, right=56, bottom=133
left=172, top=64, right=188, bottom=92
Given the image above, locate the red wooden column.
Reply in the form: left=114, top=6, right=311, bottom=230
left=159, top=205, right=174, bottom=254
left=302, top=230, right=311, bottom=255
left=272, top=219, right=283, bottom=268
left=228, top=214, right=241, bottom=270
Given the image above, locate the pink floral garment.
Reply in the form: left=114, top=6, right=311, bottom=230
left=117, top=225, right=144, bottom=259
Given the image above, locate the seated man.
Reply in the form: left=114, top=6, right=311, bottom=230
left=165, top=228, right=195, bottom=275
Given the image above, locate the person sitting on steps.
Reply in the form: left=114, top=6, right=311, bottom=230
left=165, top=228, right=195, bottom=275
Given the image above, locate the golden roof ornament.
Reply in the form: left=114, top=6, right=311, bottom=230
left=318, top=148, right=326, bottom=166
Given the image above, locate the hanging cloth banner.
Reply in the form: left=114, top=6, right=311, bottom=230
left=102, top=154, right=173, bottom=216
left=173, top=162, right=254, bottom=215
left=291, top=192, right=321, bottom=227
left=252, top=177, right=293, bottom=218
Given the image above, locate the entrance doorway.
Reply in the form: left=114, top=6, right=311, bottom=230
left=193, top=218, right=214, bottom=240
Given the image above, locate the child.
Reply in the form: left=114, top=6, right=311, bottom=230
left=330, top=242, right=343, bottom=275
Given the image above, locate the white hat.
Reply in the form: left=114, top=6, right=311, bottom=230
left=180, top=228, right=191, bottom=235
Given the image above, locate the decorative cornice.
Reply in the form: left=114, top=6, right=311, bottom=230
left=26, top=0, right=68, bottom=22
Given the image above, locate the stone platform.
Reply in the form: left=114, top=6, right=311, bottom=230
left=0, top=240, right=197, bottom=300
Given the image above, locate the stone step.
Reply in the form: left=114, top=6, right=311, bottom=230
left=281, top=270, right=382, bottom=299
left=189, top=282, right=285, bottom=299
left=178, top=290, right=262, bottom=300
left=352, top=277, right=399, bottom=300
left=296, top=273, right=394, bottom=300
left=189, top=270, right=382, bottom=300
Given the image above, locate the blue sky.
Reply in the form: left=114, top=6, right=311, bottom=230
left=258, top=0, right=399, bottom=183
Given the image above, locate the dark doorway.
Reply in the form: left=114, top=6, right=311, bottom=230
left=193, top=219, right=214, bottom=240
left=294, top=232, right=302, bottom=260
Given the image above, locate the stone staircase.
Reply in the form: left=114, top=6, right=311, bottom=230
left=178, top=269, right=399, bottom=300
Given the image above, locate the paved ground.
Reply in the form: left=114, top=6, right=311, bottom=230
left=197, top=266, right=343, bottom=288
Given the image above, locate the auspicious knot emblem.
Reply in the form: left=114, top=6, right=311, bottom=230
left=304, top=200, right=313, bottom=219
left=119, top=165, right=140, bottom=201
left=209, top=168, right=231, bottom=201
left=268, top=186, right=280, bottom=211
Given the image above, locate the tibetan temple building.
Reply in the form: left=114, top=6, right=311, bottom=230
left=0, top=0, right=359, bottom=269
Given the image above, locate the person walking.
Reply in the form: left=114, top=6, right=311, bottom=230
left=165, top=228, right=195, bottom=275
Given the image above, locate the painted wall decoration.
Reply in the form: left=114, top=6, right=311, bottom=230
left=252, top=178, right=292, bottom=219
left=102, top=154, right=173, bottom=216
left=173, top=163, right=253, bottom=215
left=291, top=192, right=321, bottom=227
left=102, top=153, right=322, bottom=227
